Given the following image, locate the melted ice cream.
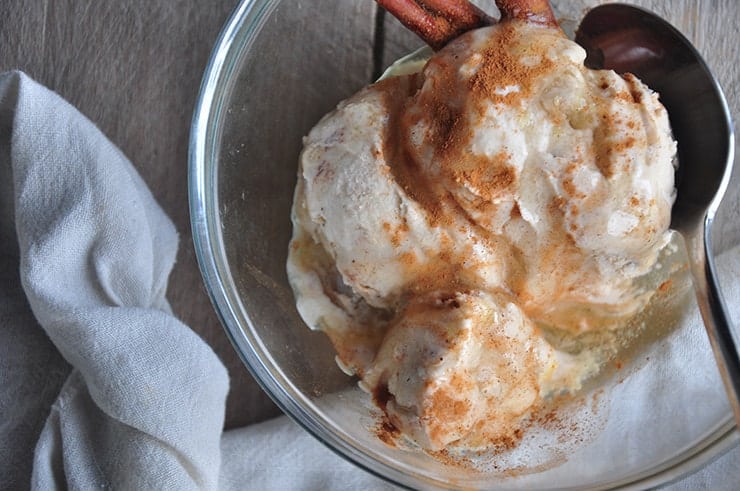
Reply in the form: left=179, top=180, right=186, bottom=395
left=288, top=21, right=676, bottom=451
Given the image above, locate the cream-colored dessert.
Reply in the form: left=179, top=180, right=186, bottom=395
left=288, top=19, right=676, bottom=451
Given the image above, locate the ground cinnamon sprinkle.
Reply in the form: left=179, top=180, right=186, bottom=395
left=562, top=177, right=585, bottom=199
left=613, top=91, right=635, bottom=103
left=593, top=111, right=616, bottom=178
left=399, top=251, right=417, bottom=266
left=658, top=279, right=672, bottom=293
left=510, top=201, right=522, bottom=218
left=427, top=386, right=473, bottom=445
left=469, top=23, right=555, bottom=106
left=615, top=136, right=637, bottom=152
left=388, top=219, right=410, bottom=248
left=375, top=415, right=400, bottom=447
left=622, top=73, right=644, bottom=103
left=382, top=22, right=564, bottom=232
left=454, top=151, right=516, bottom=199
left=379, top=80, right=450, bottom=226
left=390, top=227, right=402, bottom=247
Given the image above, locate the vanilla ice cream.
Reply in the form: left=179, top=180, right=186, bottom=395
left=288, top=20, right=676, bottom=451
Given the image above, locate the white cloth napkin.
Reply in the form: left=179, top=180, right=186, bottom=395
left=0, top=71, right=391, bottom=490
left=0, top=70, right=736, bottom=490
left=0, top=69, right=229, bottom=489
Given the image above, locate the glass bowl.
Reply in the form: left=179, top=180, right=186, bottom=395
left=189, top=0, right=739, bottom=488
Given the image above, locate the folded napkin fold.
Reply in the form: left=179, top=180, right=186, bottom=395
left=0, top=70, right=228, bottom=489
left=0, top=70, right=737, bottom=490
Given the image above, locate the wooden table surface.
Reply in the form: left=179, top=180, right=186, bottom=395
left=1, top=0, right=737, bottom=437
left=0, top=0, right=278, bottom=429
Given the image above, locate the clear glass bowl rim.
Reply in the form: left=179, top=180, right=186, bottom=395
left=187, top=0, right=740, bottom=488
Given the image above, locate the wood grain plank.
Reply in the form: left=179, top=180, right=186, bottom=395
left=0, top=0, right=265, bottom=429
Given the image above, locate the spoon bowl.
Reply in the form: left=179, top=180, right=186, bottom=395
left=576, top=3, right=738, bottom=422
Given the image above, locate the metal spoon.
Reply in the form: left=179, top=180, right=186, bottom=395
left=576, top=3, right=739, bottom=423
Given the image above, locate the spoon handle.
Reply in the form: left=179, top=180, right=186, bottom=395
left=690, top=218, right=740, bottom=425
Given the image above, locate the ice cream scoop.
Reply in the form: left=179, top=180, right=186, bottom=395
left=288, top=0, right=683, bottom=452
left=576, top=1, right=739, bottom=426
